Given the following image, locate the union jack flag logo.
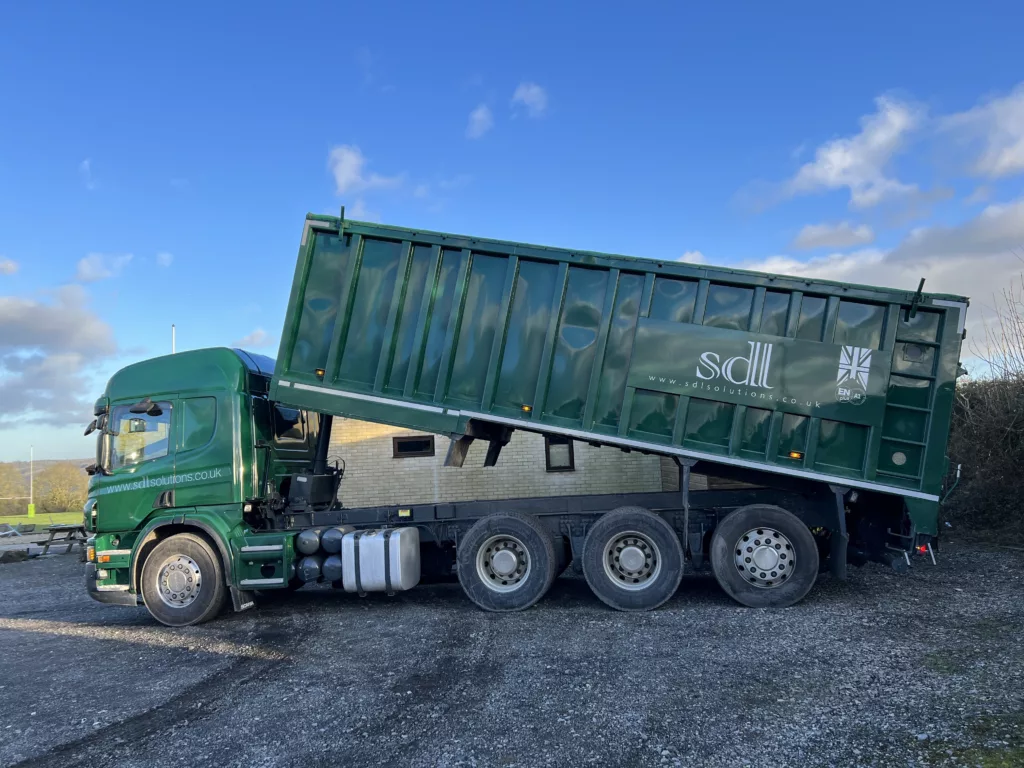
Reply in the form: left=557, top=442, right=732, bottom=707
left=837, top=346, right=872, bottom=388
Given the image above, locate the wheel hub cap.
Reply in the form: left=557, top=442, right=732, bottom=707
left=476, top=535, right=531, bottom=593
left=602, top=531, right=662, bottom=591
left=618, top=545, right=646, bottom=572
left=733, top=528, right=794, bottom=589
left=491, top=549, right=518, bottom=577
left=156, top=554, right=202, bottom=608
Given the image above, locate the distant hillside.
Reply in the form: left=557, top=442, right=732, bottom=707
left=2, top=460, right=92, bottom=484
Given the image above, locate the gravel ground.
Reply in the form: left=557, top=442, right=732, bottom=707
left=0, top=539, right=1021, bottom=768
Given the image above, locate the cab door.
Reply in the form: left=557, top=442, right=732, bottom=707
left=93, top=397, right=176, bottom=533
left=172, top=393, right=237, bottom=510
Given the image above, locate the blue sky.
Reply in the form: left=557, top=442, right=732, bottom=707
left=2, top=1, right=1023, bottom=460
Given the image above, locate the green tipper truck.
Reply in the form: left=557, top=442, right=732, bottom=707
left=83, top=211, right=968, bottom=626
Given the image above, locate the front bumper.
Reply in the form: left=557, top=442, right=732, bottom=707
left=85, top=562, right=140, bottom=607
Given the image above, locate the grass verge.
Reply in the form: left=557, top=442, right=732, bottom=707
left=0, top=512, right=83, bottom=528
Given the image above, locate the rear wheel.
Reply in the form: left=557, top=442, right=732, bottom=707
left=710, top=504, right=819, bottom=608
left=582, top=506, right=683, bottom=611
left=457, top=512, right=557, bottom=612
left=140, top=533, right=228, bottom=626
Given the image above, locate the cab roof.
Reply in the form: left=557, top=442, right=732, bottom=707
left=97, top=348, right=274, bottom=407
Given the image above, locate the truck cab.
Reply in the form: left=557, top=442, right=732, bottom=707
left=84, top=347, right=325, bottom=624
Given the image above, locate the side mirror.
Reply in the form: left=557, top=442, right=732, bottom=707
left=84, top=419, right=98, bottom=436
left=84, top=463, right=98, bottom=476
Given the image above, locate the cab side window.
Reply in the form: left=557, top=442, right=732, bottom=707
left=110, top=402, right=173, bottom=470
left=181, top=397, right=217, bottom=452
left=273, top=406, right=306, bottom=443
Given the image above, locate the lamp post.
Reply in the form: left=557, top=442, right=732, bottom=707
left=27, top=445, right=34, bottom=518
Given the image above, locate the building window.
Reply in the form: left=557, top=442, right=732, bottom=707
left=545, top=435, right=575, bottom=472
left=393, top=435, right=435, bottom=458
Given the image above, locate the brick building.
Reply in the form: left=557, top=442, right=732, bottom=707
left=328, top=417, right=706, bottom=507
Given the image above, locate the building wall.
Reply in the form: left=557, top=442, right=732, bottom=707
left=329, top=418, right=667, bottom=507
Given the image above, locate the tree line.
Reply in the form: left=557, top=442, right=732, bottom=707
left=0, top=463, right=88, bottom=516
left=946, top=274, right=1024, bottom=534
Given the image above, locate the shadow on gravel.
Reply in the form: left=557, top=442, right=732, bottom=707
left=246, top=570, right=742, bottom=621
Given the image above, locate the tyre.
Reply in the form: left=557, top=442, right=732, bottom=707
left=582, top=506, right=683, bottom=611
left=709, top=504, right=819, bottom=608
left=457, top=512, right=557, bottom=612
left=140, top=533, right=228, bottom=626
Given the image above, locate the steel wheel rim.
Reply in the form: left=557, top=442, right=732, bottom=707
left=476, top=534, right=531, bottom=593
left=733, top=527, right=794, bottom=589
left=602, top=530, right=662, bottom=591
left=156, top=554, right=203, bottom=608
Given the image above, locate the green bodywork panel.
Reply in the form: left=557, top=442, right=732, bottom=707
left=270, top=214, right=967, bottom=535
left=87, top=348, right=312, bottom=594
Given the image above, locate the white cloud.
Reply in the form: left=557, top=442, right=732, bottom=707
left=327, top=145, right=403, bottom=195
left=0, top=285, right=117, bottom=428
left=411, top=174, right=473, bottom=203
left=79, top=158, right=97, bottom=191
left=0, top=285, right=114, bottom=355
left=466, top=104, right=494, bottom=139
left=964, top=185, right=992, bottom=205
left=888, top=198, right=1024, bottom=265
left=678, top=251, right=706, bottom=264
left=347, top=198, right=380, bottom=222
left=439, top=174, right=473, bottom=190
left=156, top=252, right=174, bottom=267
left=942, top=82, right=1024, bottom=178
left=0, top=258, right=17, bottom=275
left=742, top=197, right=1024, bottom=344
left=233, top=328, right=274, bottom=348
left=355, top=46, right=375, bottom=86
left=75, top=253, right=133, bottom=282
left=743, top=249, right=888, bottom=283
left=784, top=96, right=923, bottom=208
left=512, top=82, right=548, bottom=118
left=792, top=221, right=875, bottom=250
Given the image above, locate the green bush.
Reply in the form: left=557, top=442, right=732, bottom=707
left=946, top=277, right=1024, bottom=534
left=947, top=376, right=1024, bottom=533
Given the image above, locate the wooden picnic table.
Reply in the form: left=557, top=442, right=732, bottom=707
left=39, top=524, right=88, bottom=559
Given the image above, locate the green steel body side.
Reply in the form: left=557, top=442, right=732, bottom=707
left=272, top=214, right=968, bottom=534
left=87, top=348, right=310, bottom=595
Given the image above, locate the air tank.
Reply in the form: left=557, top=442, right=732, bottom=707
left=320, top=525, right=354, bottom=554
left=296, top=555, right=323, bottom=582
left=322, top=554, right=343, bottom=582
left=295, top=528, right=323, bottom=555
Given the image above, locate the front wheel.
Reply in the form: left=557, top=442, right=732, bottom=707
left=710, top=504, right=819, bottom=608
left=140, top=533, right=228, bottom=626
